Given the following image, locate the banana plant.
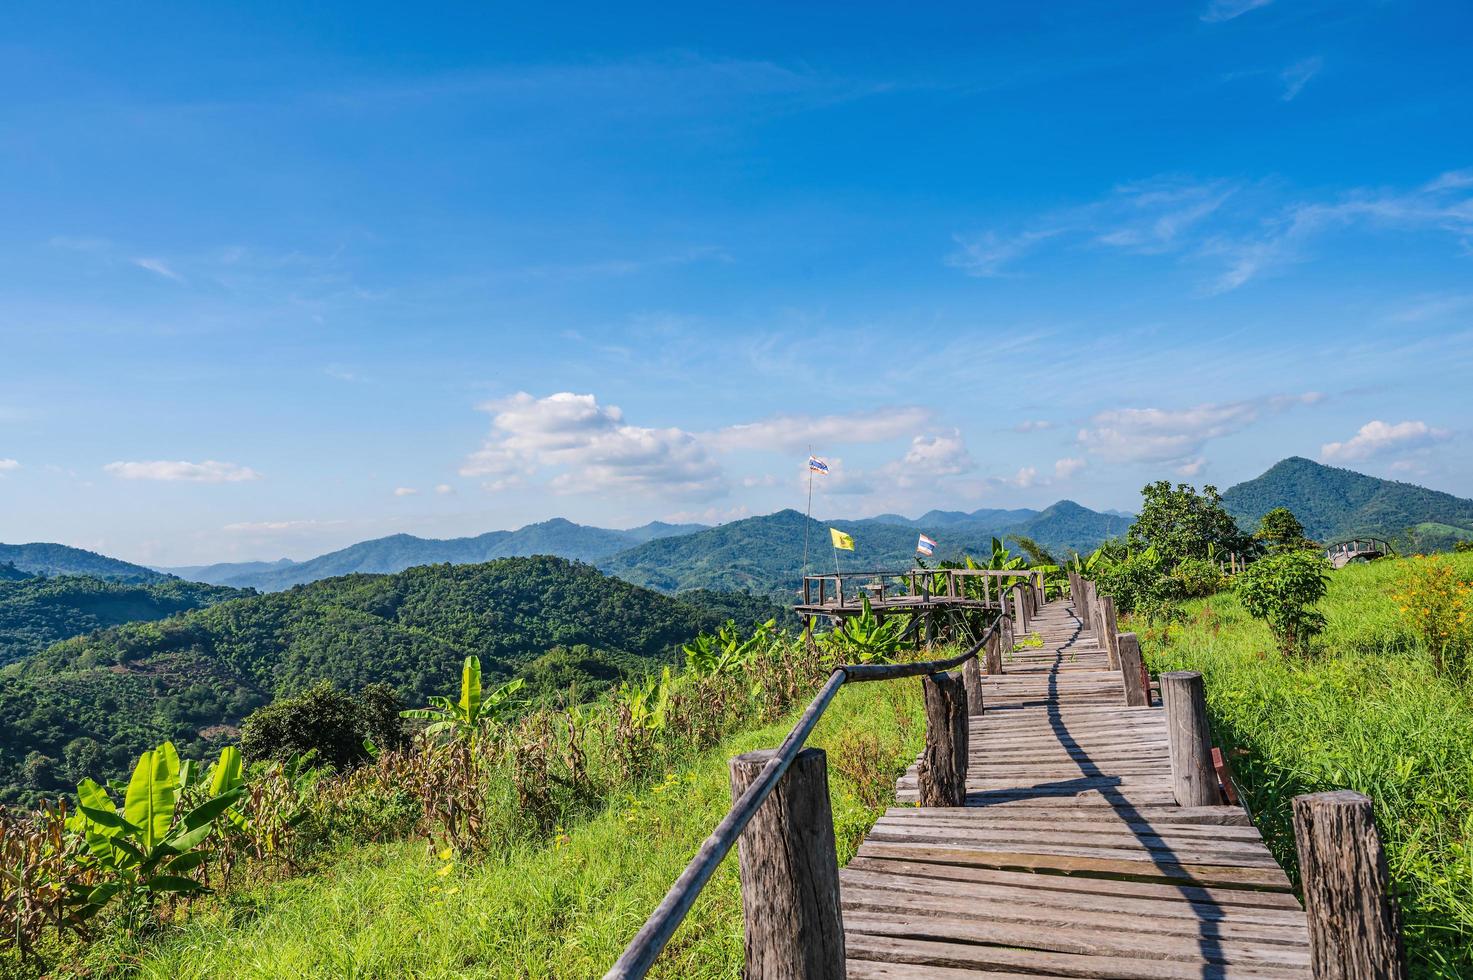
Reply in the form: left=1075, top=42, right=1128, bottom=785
left=682, top=618, right=776, bottom=677
left=620, top=666, right=673, bottom=732
left=67, top=742, right=243, bottom=930
left=401, top=656, right=524, bottom=742
left=828, top=595, right=908, bottom=663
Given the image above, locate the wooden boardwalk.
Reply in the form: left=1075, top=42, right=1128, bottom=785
left=843, top=597, right=1312, bottom=978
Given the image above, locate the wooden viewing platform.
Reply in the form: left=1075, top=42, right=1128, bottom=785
left=607, top=572, right=1406, bottom=979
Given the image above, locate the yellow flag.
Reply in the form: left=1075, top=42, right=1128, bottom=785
left=829, top=528, right=855, bottom=551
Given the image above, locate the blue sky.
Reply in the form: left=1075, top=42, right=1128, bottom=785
left=2, top=0, right=1471, bottom=565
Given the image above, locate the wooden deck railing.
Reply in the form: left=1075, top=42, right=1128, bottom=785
left=603, top=618, right=1005, bottom=979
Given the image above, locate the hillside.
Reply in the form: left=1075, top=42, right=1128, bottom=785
left=0, top=575, right=246, bottom=666
left=0, top=563, right=31, bottom=582
left=1223, top=457, right=1473, bottom=549
left=0, top=542, right=170, bottom=583
left=177, top=519, right=708, bottom=591
left=0, top=557, right=730, bottom=804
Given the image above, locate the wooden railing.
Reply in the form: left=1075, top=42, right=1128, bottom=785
left=603, top=617, right=1006, bottom=979
left=1068, top=569, right=1408, bottom=977
left=800, top=567, right=1040, bottom=607
left=1324, top=537, right=1394, bottom=560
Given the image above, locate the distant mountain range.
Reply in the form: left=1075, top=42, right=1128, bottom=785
left=157, top=518, right=707, bottom=591
left=1222, top=456, right=1473, bottom=549
left=0, top=543, right=171, bottom=583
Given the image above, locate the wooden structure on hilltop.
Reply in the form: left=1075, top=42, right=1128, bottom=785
left=1324, top=537, right=1394, bottom=569
left=795, top=568, right=1044, bottom=644
left=606, top=571, right=1407, bottom=979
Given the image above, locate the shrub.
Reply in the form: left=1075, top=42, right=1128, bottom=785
left=1094, top=550, right=1170, bottom=614
left=1254, top=507, right=1316, bottom=554
left=1169, top=557, right=1228, bottom=599
left=240, top=682, right=407, bottom=772
left=1390, top=556, right=1472, bottom=680
left=1235, top=550, right=1331, bottom=656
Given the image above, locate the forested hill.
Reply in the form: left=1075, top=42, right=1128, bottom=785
left=0, top=576, right=246, bottom=666
left=599, top=503, right=1129, bottom=595
left=0, top=556, right=758, bottom=804
left=0, top=563, right=30, bottom=582
left=1223, top=457, right=1473, bottom=549
left=167, top=518, right=708, bottom=591
left=0, top=542, right=170, bottom=583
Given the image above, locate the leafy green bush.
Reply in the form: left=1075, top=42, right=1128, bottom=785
left=1253, top=506, right=1317, bottom=554
left=1235, top=550, right=1331, bottom=655
left=1169, top=557, right=1228, bottom=599
left=1093, top=549, right=1170, bottom=614
left=240, top=682, right=407, bottom=771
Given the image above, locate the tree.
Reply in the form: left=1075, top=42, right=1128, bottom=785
left=1236, top=551, right=1331, bottom=656
left=1254, top=507, right=1316, bottom=554
left=1128, top=481, right=1250, bottom=565
left=239, top=682, right=403, bottom=771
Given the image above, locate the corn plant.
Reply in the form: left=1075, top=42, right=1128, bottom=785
left=401, top=656, right=525, bottom=742
left=68, top=742, right=244, bottom=931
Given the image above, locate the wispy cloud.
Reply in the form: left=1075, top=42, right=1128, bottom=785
left=1053, top=457, right=1086, bottom=479
left=1280, top=57, right=1323, bottom=101
left=945, top=230, right=1060, bottom=278
left=1077, top=392, right=1323, bottom=465
left=132, top=257, right=185, bottom=282
left=1014, top=419, right=1055, bottom=433
left=223, top=519, right=344, bottom=532
left=434, top=484, right=455, bottom=495
left=1202, top=0, right=1274, bottom=23
left=0, top=458, right=19, bottom=474
left=393, top=487, right=419, bottom=496
left=1321, top=420, right=1451, bottom=463
left=708, top=406, right=933, bottom=453
left=105, top=460, right=262, bottom=482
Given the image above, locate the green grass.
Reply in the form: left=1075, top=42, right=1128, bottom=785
left=1141, top=553, right=1473, bottom=978
left=85, top=679, right=923, bottom=979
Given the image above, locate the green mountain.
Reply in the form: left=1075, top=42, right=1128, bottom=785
left=173, top=519, right=708, bottom=591
left=599, top=504, right=1128, bottom=595
left=0, top=576, right=247, bottom=666
left=1222, top=457, right=1473, bottom=549
left=0, top=542, right=171, bottom=583
left=0, top=563, right=32, bottom=582
left=0, top=556, right=738, bottom=804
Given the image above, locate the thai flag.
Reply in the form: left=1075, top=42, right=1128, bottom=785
left=808, top=455, right=829, bottom=475
left=916, top=533, right=937, bottom=556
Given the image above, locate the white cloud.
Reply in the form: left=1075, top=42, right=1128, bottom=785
left=393, top=487, right=419, bottom=496
left=325, top=364, right=367, bottom=383
left=898, top=430, right=974, bottom=478
left=1320, top=420, right=1451, bottom=463
left=132, top=257, right=184, bottom=282
left=1202, top=0, right=1273, bottom=22
left=1053, top=457, right=1086, bottom=479
left=462, top=391, right=724, bottom=498
left=223, top=519, right=344, bottom=532
left=104, top=460, right=261, bottom=482
left=708, top=406, right=933, bottom=453
left=1014, top=420, right=1054, bottom=433
left=1077, top=393, right=1321, bottom=465
left=945, top=230, right=1060, bottom=278
left=1176, top=457, right=1208, bottom=477
left=434, top=483, right=455, bottom=495
left=1280, top=58, right=1323, bottom=101
left=1007, top=466, right=1040, bottom=489
left=0, top=458, right=19, bottom=473
left=809, top=456, right=875, bottom=496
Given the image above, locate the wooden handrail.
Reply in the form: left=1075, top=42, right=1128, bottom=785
left=603, top=619, right=1002, bottom=979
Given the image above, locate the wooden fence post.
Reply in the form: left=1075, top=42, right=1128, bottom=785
left=1117, top=632, right=1150, bottom=707
left=919, top=671, right=968, bottom=806
left=1078, top=579, right=1093, bottom=629
left=985, top=626, right=1003, bottom=675
left=998, top=611, right=1014, bottom=667
left=1161, top=671, right=1219, bottom=807
left=962, top=651, right=985, bottom=715
left=728, top=748, right=846, bottom=980
left=1293, top=791, right=1406, bottom=979
left=1012, top=585, right=1029, bottom=633
left=1101, top=596, right=1120, bottom=670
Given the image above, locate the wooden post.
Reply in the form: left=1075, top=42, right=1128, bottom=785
left=1078, top=579, right=1093, bottom=629
left=984, top=625, right=1002, bottom=674
left=1012, top=585, right=1029, bottom=633
left=919, top=671, right=968, bottom=806
left=728, top=748, right=846, bottom=980
left=962, top=651, right=985, bottom=715
left=999, top=609, right=1014, bottom=665
left=1292, top=791, right=1406, bottom=979
left=1118, top=632, right=1149, bottom=707
left=1100, top=596, right=1120, bottom=670
left=1161, top=671, right=1220, bottom=806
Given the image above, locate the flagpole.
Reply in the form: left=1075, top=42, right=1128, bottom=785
left=802, top=444, right=813, bottom=581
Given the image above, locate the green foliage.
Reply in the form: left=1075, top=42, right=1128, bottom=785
left=240, top=682, right=408, bottom=771
left=826, top=596, right=907, bottom=663
left=0, top=575, right=245, bottom=666
left=1168, top=557, right=1228, bottom=599
left=1454, top=540, right=1473, bottom=554
left=1389, top=556, right=1472, bottom=681
left=1254, top=507, right=1316, bottom=554
left=1235, top=550, right=1331, bottom=655
left=0, top=557, right=715, bottom=803
left=1128, top=481, right=1251, bottom=565
left=682, top=619, right=776, bottom=677
left=401, top=657, right=524, bottom=742
left=0, top=544, right=169, bottom=584
left=68, top=742, right=243, bottom=930
left=1143, top=553, right=1473, bottom=975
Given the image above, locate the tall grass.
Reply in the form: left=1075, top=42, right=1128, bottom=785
left=85, top=677, right=924, bottom=978
left=1141, top=553, right=1473, bottom=978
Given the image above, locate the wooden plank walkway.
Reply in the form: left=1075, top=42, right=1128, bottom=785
left=844, top=597, right=1312, bottom=978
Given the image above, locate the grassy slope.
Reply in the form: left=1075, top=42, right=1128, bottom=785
left=114, top=679, right=924, bottom=979
left=1141, top=553, right=1473, bottom=978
